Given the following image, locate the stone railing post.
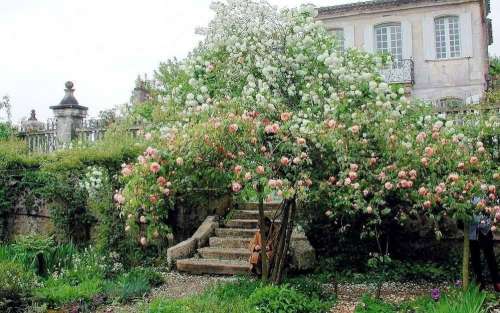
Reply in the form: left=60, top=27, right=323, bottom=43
left=50, top=81, right=88, bottom=147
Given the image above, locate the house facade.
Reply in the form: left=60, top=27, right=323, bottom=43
left=317, top=0, right=493, bottom=109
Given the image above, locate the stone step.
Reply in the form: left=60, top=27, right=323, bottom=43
left=225, top=219, right=259, bottom=229
left=239, top=202, right=281, bottom=211
left=216, top=228, right=258, bottom=238
left=198, top=247, right=251, bottom=261
left=232, top=210, right=279, bottom=220
left=176, top=258, right=251, bottom=275
left=209, top=236, right=251, bottom=249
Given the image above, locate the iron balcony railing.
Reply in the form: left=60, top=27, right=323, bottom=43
left=379, top=59, right=414, bottom=85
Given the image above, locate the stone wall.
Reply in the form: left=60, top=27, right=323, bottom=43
left=169, top=192, right=232, bottom=242
left=4, top=188, right=54, bottom=241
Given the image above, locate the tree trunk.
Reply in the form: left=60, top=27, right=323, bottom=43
left=275, top=198, right=296, bottom=284
left=463, top=222, right=470, bottom=290
left=271, top=199, right=290, bottom=282
left=257, top=184, right=269, bottom=281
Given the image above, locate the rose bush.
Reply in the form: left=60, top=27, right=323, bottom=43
left=117, top=0, right=499, bottom=285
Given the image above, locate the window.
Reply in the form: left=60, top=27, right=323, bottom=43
left=437, top=97, right=464, bottom=110
left=332, top=28, right=345, bottom=52
left=434, top=16, right=461, bottom=59
left=374, top=23, right=403, bottom=68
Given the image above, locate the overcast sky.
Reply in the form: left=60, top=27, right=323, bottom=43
left=1, top=0, right=499, bottom=123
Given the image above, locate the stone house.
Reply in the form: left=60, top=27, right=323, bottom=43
left=317, top=0, right=493, bottom=109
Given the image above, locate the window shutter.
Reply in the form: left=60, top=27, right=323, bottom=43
left=401, top=21, right=413, bottom=59
left=344, top=25, right=355, bottom=49
left=460, top=12, right=473, bottom=57
left=363, top=25, right=374, bottom=53
left=422, top=16, right=435, bottom=60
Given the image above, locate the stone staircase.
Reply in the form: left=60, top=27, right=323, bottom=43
left=176, top=202, right=280, bottom=275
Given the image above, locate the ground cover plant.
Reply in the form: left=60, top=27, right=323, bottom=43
left=145, top=278, right=334, bottom=313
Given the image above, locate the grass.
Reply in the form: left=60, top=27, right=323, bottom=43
left=143, top=278, right=335, bottom=313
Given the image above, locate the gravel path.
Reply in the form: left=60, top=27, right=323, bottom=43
left=97, top=272, right=236, bottom=313
left=328, top=282, right=450, bottom=313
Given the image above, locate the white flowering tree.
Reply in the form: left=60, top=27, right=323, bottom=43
left=117, top=0, right=499, bottom=285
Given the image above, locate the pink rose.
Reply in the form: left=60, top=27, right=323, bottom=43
left=114, top=193, right=125, bottom=205
left=421, top=157, right=429, bottom=166
left=121, top=165, right=133, bottom=177
left=268, top=179, right=277, bottom=188
left=244, top=172, right=252, bottom=181
left=280, top=157, right=290, bottom=166
left=326, top=119, right=337, bottom=129
left=398, top=171, right=407, bottom=179
left=157, top=176, right=167, bottom=186
left=293, top=157, right=301, bottom=165
left=150, top=162, right=161, bottom=174
left=348, top=171, right=358, bottom=181
left=256, top=166, right=265, bottom=175
left=140, top=216, right=147, bottom=224
left=423, top=201, right=432, bottom=209
left=140, top=237, right=147, bottom=246
left=367, top=206, right=373, bottom=214
left=416, top=132, right=427, bottom=143
left=448, top=173, right=459, bottom=182
left=234, top=165, right=242, bottom=174
left=470, top=156, right=479, bottom=164
left=265, top=123, right=280, bottom=135
left=280, top=112, right=292, bottom=121
left=457, top=162, right=465, bottom=170
left=350, top=125, right=360, bottom=134
left=228, top=123, right=239, bottom=133
left=424, top=147, right=434, bottom=157
left=232, top=182, right=242, bottom=193
left=409, top=170, right=417, bottom=179
left=418, top=187, right=428, bottom=196
left=478, top=146, right=486, bottom=154
left=328, top=176, right=336, bottom=184
left=384, top=182, right=394, bottom=190
left=350, top=164, right=359, bottom=172
left=296, top=138, right=306, bottom=145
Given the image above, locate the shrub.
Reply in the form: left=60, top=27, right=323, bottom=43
left=249, top=284, right=332, bottom=313
left=104, top=268, right=162, bottom=303
left=34, top=277, right=103, bottom=306
left=0, top=260, right=37, bottom=299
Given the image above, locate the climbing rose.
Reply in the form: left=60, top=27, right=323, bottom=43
left=424, top=147, right=434, bottom=157
left=470, top=156, right=479, bottom=164
left=140, top=216, right=147, bottom=224
left=244, top=172, right=252, bottom=180
left=280, top=112, right=292, bottom=121
left=232, top=182, right=242, bottom=193
left=296, top=138, right=306, bottom=145
left=121, top=165, right=133, bottom=176
left=114, top=193, right=125, bottom=205
left=157, top=176, right=167, bottom=186
left=384, top=182, right=394, bottom=190
left=228, top=123, right=239, bottom=133
left=140, top=237, right=147, bottom=246
left=280, top=157, right=290, bottom=166
left=234, top=165, right=243, bottom=174
left=256, top=165, right=265, bottom=174
left=150, top=162, right=161, bottom=174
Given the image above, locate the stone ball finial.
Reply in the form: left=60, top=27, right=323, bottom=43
left=65, top=81, right=74, bottom=90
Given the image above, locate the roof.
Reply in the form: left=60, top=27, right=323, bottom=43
left=49, top=81, right=88, bottom=111
left=317, top=0, right=479, bottom=16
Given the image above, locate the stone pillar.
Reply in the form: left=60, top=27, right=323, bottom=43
left=50, top=81, right=88, bottom=147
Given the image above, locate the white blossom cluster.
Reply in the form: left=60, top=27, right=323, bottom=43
left=153, top=0, right=403, bottom=127
left=79, top=166, right=107, bottom=197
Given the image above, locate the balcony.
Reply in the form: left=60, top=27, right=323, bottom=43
left=378, top=59, right=414, bottom=85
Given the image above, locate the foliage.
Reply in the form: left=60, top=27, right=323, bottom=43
left=416, top=287, right=486, bottom=313
left=249, top=284, right=332, bottom=313
left=145, top=278, right=333, bottom=313
left=490, top=56, right=500, bottom=77
left=34, top=276, right=103, bottom=306
left=0, top=260, right=38, bottom=299
left=104, top=267, right=162, bottom=303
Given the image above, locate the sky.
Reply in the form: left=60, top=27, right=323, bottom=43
left=0, top=0, right=499, bottom=123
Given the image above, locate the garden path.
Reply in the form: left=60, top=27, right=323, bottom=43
left=97, top=272, right=235, bottom=313
left=328, top=282, right=450, bottom=313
